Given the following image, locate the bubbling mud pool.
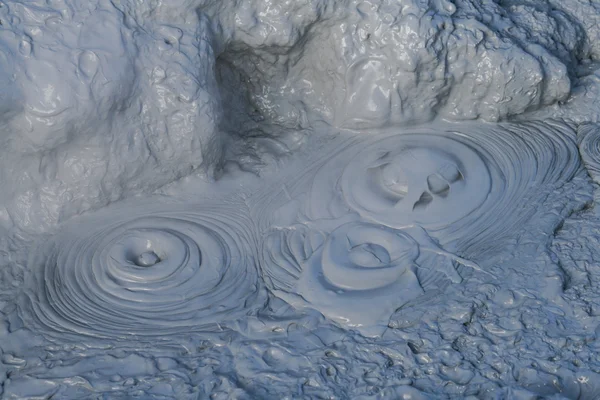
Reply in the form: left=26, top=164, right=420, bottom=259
left=2, top=0, right=600, bottom=395
left=260, top=220, right=477, bottom=336
left=254, top=121, right=582, bottom=335
left=8, top=120, right=595, bottom=398
left=19, top=199, right=265, bottom=342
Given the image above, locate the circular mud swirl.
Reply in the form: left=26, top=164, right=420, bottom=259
left=19, top=199, right=263, bottom=341
left=578, top=123, right=600, bottom=185
left=254, top=121, right=582, bottom=334
left=322, top=223, right=419, bottom=290
left=338, top=135, right=490, bottom=228
left=297, top=121, right=582, bottom=256
left=261, top=221, right=475, bottom=336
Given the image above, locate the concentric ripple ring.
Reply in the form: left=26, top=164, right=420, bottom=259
left=253, top=121, right=582, bottom=335
left=19, top=199, right=262, bottom=341
left=261, top=222, right=434, bottom=336
left=339, top=134, right=491, bottom=228
left=297, top=121, right=581, bottom=256
left=578, top=123, right=600, bottom=184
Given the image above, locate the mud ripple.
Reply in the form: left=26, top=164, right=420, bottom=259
left=254, top=121, right=581, bottom=334
left=19, top=199, right=263, bottom=341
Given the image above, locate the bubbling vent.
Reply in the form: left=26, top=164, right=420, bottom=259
left=300, top=121, right=581, bottom=254
left=19, top=199, right=264, bottom=342
left=254, top=121, right=582, bottom=335
left=339, top=137, right=490, bottom=227
left=261, top=221, right=476, bottom=336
